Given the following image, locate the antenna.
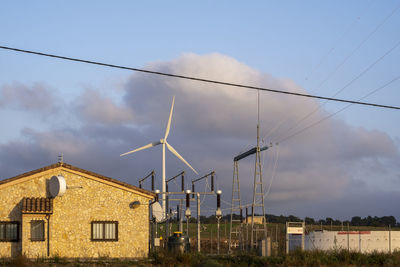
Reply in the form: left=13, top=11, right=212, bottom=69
left=58, top=153, right=64, bottom=164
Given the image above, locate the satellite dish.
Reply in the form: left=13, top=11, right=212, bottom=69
left=49, top=175, right=67, bottom=197
left=151, top=202, right=164, bottom=222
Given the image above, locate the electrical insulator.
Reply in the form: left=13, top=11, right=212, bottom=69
left=151, top=171, right=155, bottom=191
left=211, top=173, right=214, bottom=192
left=215, top=190, right=222, bottom=219
left=186, top=192, right=190, bottom=208
left=185, top=190, right=191, bottom=218
left=181, top=172, right=185, bottom=192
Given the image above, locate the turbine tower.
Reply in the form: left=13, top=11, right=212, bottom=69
left=120, top=96, right=198, bottom=217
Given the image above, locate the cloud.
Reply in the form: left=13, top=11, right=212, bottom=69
left=1, top=53, right=399, bottom=220
left=74, top=88, right=135, bottom=125
left=0, top=82, right=58, bottom=113
left=122, top=53, right=400, bottom=213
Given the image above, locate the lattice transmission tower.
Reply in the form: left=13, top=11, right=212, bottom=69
left=250, top=90, right=268, bottom=249
left=229, top=90, right=269, bottom=252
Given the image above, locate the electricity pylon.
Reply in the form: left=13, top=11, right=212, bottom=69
left=250, top=90, right=268, bottom=249
left=230, top=91, right=270, bottom=252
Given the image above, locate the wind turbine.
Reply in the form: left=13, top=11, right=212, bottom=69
left=120, top=96, right=198, bottom=218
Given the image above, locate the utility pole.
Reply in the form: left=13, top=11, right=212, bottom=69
left=179, top=199, right=183, bottom=232
left=216, top=190, right=222, bottom=255
left=166, top=183, right=169, bottom=238
left=197, top=192, right=201, bottom=252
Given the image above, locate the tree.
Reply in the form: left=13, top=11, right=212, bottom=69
left=351, top=216, right=362, bottom=226
left=288, top=215, right=302, bottom=222
left=326, top=217, right=334, bottom=226
left=380, top=216, right=396, bottom=226
left=305, top=217, right=315, bottom=225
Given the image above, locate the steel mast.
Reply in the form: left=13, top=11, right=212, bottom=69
left=250, top=90, right=268, bottom=249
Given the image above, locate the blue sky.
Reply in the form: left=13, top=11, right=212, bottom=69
left=1, top=1, right=400, bottom=221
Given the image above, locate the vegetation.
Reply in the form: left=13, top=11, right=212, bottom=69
left=180, top=213, right=398, bottom=227
left=4, top=250, right=400, bottom=266
left=2, top=215, right=398, bottom=266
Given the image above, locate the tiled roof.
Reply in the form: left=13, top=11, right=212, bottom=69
left=22, top=197, right=53, bottom=214
left=0, top=162, right=155, bottom=198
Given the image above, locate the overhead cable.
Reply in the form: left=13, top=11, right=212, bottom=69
left=277, top=74, right=400, bottom=143
left=265, top=1, right=400, bottom=141
left=280, top=38, right=400, bottom=141
left=1, top=45, right=400, bottom=110
left=304, top=0, right=375, bottom=83
left=312, top=1, right=400, bottom=93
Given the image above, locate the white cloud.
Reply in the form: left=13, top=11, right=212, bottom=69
left=0, top=82, right=58, bottom=113
left=123, top=53, right=400, bottom=205
left=75, top=88, right=134, bottom=125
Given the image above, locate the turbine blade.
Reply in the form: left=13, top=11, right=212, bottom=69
left=164, top=96, right=175, bottom=140
left=166, top=142, right=198, bottom=175
left=120, top=141, right=161, bottom=157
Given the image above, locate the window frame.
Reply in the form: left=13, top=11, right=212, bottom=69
left=30, top=220, right=45, bottom=242
left=0, top=221, right=19, bottom=242
left=91, top=221, right=118, bottom=242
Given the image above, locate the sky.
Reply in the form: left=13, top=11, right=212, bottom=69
left=1, top=1, right=400, bottom=221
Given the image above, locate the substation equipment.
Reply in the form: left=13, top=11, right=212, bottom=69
left=141, top=170, right=223, bottom=253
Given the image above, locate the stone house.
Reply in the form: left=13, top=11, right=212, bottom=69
left=0, top=162, right=155, bottom=258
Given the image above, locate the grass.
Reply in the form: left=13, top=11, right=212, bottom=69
left=150, top=249, right=400, bottom=267
left=2, top=223, right=399, bottom=266
left=2, top=250, right=400, bottom=266
left=158, top=222, right=400, bottom=255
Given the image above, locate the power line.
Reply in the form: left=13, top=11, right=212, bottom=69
left=1, top=45, right=400, bottom=110
left=266, top=1, right=400, bottom=142
left=279, top=38, right=400, bottom=141
left=277, top=74, right=400, bottom=143
left=311, top=1, right=400, bottom=94
left=304, top=0, right=375, bottom=84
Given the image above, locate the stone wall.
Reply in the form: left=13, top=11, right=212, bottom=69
left=21, top=214, right=48, bottom=258
left=0, top=165, right=153, bottom=258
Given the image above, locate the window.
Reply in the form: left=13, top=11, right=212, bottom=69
left=0, top=221, right=19, bottom=242
left=30, top=220, right=45, bottom=241
left=91, top=221, right=118, bottom=241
